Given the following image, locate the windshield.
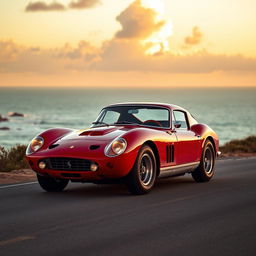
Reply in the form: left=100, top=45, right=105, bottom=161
left=92, top=106, right=170, bottom=128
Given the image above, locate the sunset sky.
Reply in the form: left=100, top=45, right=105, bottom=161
left=0, top=0, right=255, bottom=87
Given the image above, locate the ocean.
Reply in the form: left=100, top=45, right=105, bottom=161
left=0, top=87, right=255, bottom=148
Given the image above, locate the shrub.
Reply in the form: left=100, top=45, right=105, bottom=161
left=220, top=136, right=256, bottom=154
left=0, top=145, right=29, bottom=172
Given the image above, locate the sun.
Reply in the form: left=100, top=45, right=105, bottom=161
left=140, top=0, right=173, bottom=55
left=141, top=0, right=165, bottom=15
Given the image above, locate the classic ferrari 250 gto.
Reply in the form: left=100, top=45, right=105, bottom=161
left=26, top=102, right=220, bottom=195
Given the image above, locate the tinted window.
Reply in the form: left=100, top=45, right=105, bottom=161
left=173, top=111, right=188, bottom=129
left=94, top=106, right=170, bottom=128
left=133, top=109, right=169, bottom=123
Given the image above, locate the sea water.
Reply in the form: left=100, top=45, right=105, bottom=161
left=0, top=87, right=255, bottom=147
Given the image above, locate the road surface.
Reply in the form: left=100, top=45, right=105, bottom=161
left=1, top=157, right=256, bottom=256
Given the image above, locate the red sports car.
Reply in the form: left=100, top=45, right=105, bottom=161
left=26, top=103, right=220, bottom=195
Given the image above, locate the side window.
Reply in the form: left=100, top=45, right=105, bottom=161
left=173, top=111, right=188, bottom=129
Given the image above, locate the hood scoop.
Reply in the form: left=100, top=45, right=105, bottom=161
left=79, top=127, right=118, bottom=136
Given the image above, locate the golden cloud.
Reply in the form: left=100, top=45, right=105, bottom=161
left=25, top=0, right=101, bottom=12
left=115, top=0, right=165, bottom=39
left=69, top=0, right=101, bottom=9
left=2, top=1, right=256, bottom=75
left=1, top=39, right=256, bottom=75
left=0, top=40, right=24, bottom=62
left=25, top=1, right=66, bottom=12
left=185, top=26, right=203, bottom=45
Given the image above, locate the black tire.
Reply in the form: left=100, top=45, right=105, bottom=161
left=37, top=174, right=69, bottom=192
left=192, top=140, right=216, bottom=182
left=126, top=145, right=157, bottom=195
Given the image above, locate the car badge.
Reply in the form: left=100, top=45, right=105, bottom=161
left=70, top=145, right=75, bottom=149
left=67, top=161, right=72, bottom=168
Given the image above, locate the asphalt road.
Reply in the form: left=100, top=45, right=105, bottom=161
left=1, top=157, right=256, bottom=256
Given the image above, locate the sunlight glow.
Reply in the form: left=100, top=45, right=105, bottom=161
left=141, top=0, right=173, bottom=55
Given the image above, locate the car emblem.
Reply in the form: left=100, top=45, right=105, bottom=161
left=67, top=161, right=72, bottom=168
left=70, top=145, right=75, bottom=149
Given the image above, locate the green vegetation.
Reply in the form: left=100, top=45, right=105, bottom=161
left=0, top=145, right=29, bottom=172
left=220, top=136, right=256, bottom=154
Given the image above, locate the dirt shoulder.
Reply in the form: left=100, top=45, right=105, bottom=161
left=0, top=169, right=36, bottom=185
left=219, top=152, right=256, bottom=159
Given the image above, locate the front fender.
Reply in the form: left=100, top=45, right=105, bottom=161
left=30, top=128, right=74, bottom=152
left=121, top=127, right=174, bottom=169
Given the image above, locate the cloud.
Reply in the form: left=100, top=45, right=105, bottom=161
left=25, top=1, right=66, bottom=12
left=0, top=40, right=101, bottom=73
left=69, top=0, right=101, bottom=9
left=0, top=40, right=24, bottom=62
left=185, top=26, right=203, bottom=45
left=1, top=39, right=256, bottom=75
left=56, top=41, right=100, bottom=63
left=2, top=1, right=256, bottom=76
left=25, top=0, right=101, bottom=12
left=92, top=38, right=256, bottom=73
left=115, top=0, right=165, bottom=39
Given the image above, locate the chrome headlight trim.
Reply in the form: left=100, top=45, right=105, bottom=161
left=26, top=136, right=44, bottom=155
left=104, top=138, right=127, bottom=157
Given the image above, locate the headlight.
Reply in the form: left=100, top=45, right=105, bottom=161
left=26, top=136, right=44, bottom=155
left=105, top=138, right=127, bottom=157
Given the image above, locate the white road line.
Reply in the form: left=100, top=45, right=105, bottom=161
left=0, top=181, right=37, bottom=189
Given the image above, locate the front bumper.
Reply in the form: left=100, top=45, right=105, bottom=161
left=27, top=150, right=137, bottom=181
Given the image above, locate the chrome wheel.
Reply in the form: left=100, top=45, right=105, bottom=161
left=191, top=140, right=215, bottom=183
left=126, top=145, right=157, bottom=195
left=204, top=147, right=213, bottom=174
left=139, top=153, right=154, bottom=186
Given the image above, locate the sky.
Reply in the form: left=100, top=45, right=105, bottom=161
left=0, top=0, right=255, bottom=87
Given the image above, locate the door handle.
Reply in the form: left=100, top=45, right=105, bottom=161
left=167, top=130, right=176, bottom=135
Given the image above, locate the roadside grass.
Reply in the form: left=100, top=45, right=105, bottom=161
left=220, top=135, right=256, bottom=154
left=0, top=145, right=29, bottom=172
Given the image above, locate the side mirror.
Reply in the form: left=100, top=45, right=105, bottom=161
left=174, top=122, right=181, bottom=129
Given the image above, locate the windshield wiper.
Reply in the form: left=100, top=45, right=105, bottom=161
left=92, top=121, right=109, bottom=127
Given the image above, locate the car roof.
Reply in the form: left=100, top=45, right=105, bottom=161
left=105, top=102, right=188, bottom=112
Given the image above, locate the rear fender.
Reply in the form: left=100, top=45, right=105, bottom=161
left=191, top=124, right=219, bottom=153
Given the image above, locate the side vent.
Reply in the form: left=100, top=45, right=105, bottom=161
left=49, top=144, right=59, bottom=149
left=166, top=144, right=174, bottom=163
left=90, top=145, right=100, bottom=150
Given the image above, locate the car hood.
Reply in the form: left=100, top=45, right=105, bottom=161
left=34, top=126, right=132, bottom=158
left=56, top=126, right=130, bottom=144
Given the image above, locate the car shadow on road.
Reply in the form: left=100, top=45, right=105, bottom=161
left=35, top=175, right=197, bottom=200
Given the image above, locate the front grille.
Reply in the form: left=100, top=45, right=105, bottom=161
left=46, top=157, right=92, bottom=171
